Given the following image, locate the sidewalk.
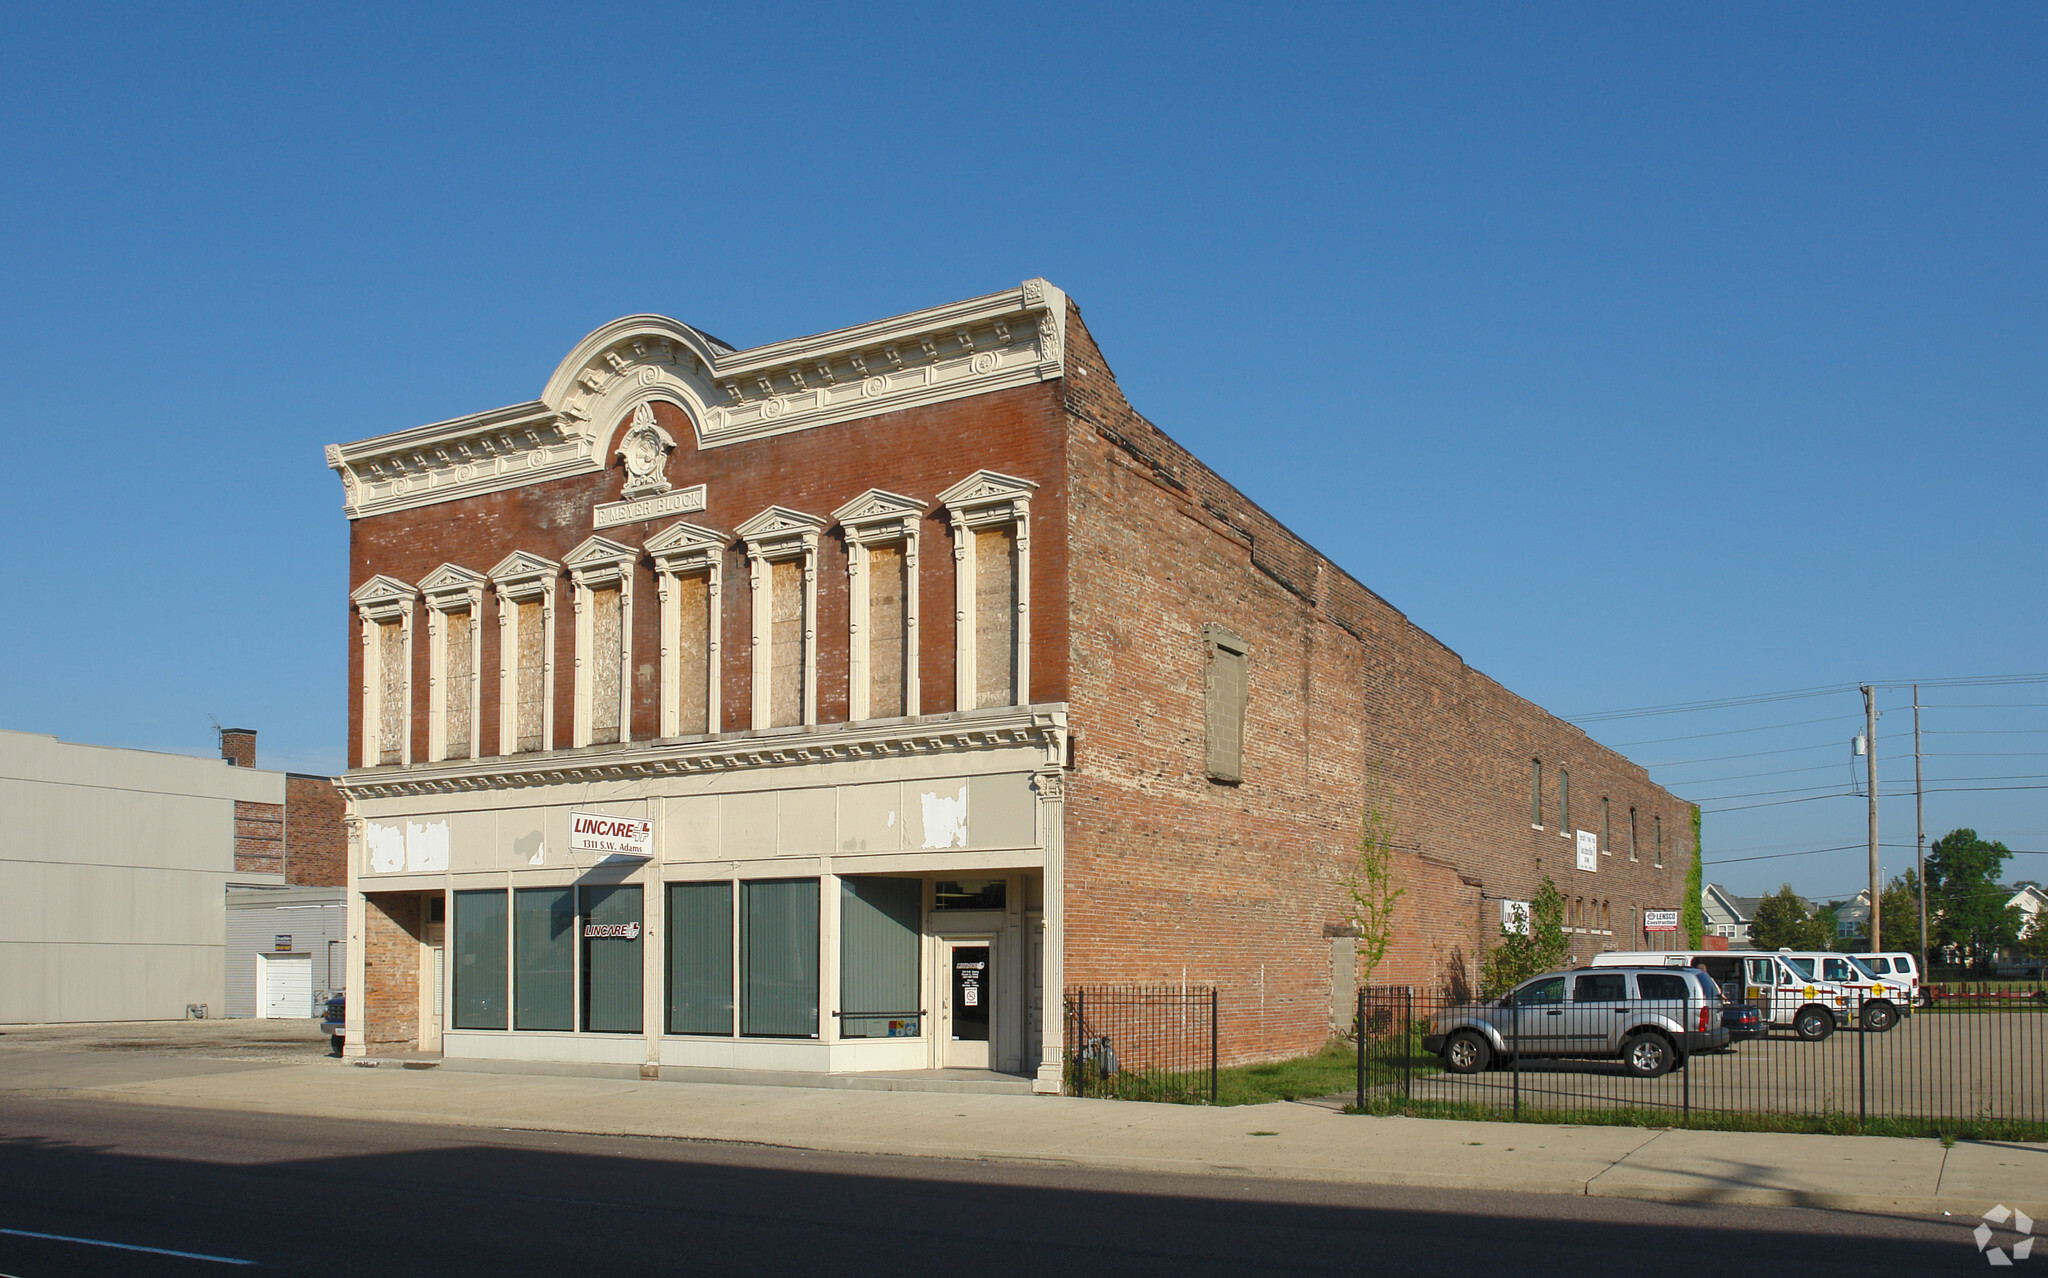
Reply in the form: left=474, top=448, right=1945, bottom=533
left=3, top=1049, right=2042, bottom=1218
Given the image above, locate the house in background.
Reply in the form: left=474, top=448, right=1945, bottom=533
left=1702, top=883, right=1761, bottom=947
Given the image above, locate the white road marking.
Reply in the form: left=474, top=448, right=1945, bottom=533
left=0, top=1227, right=255, bottom=1265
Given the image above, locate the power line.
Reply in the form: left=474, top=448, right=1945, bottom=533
left=1571, top=674, right=2048, bottom=723
left=1600, top=714, right=1858, bottom=749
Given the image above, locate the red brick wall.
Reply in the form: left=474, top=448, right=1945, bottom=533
left=285, top=774, right=346, bottom=887
left=232, top=800, right=283, bottom=875
left=363, top=892, right=423, bottom=1046
left=1056, top=301, right=1694, bottom=1065
left=345, top=388, right=1071, bottom=765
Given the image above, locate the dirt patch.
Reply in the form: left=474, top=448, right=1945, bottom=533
left=0, top=1019, right=334, bottom=1064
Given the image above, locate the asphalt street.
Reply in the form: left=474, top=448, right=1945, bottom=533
left=0, top=1096, right=1997, bottom=1277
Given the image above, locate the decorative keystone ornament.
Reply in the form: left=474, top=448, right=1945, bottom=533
left=616, top=402, right=675, bottom=499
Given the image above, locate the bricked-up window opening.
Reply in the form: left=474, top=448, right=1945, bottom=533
left=445, top=611, right=473, bottom=758
left=1559, top=769, right=1570, bottom=833
left=1531, top=760, right=1543, bottom=827
left=452, top=890, right=507, bottom=1031
left=377, top=621, right=406, bottom=765
left=1203, top=624, right=1249, bottom=784
left=769, top=559, right=805, bottom=728
left=666, top=881, right=733, bottom=1035
left=516, top=601, right=546, bottom=752
left=868, top=543, right=909, bottom=718
left=1603, top=797, right=1612, bottom=857
left=1629, top=806, right=1639, bottom=861
left=1654, top=815, right=1663, bottom=867
left=674, top=574, right=712, bottom=734
left=590, top=586, right=623, bottom=744
left=974, top=526, right=1018, bottom=709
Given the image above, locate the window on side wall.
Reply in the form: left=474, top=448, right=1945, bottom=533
left=1655, top=814, right=1663, bottom=867
left=1531, top=759, right=1543, bottom=828
left=1559, top=769, right=1570, bottom=833
left=1203, top=624, right=1249, bottom=784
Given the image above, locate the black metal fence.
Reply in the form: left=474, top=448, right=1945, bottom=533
left=1355, top=985, right=2048, bottom=1137
left=1064, top=985, right=1218, bottom=1103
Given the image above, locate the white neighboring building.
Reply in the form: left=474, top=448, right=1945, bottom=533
left=0, top=728, right=289, bottom=1022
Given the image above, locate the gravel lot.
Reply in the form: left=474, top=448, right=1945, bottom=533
left=0, top=1017, right=333, bottom=1063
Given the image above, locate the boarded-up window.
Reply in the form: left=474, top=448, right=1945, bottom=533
left=674, top=573, right=710, bottom=736
left=974, top=526, right=1016, bottom=708
left=445, top=610, right=473, bottom=759
left=590, top=586, right=622, bottom=744
left=769, top=559, right=803, bottom=728
left=868, top=543, right=907, bottom=719
left=1203, top=624, right=1248, bottom=784
left=377, top=620, right=405, bottom=765
left=516, top=600, right=545, bottom=753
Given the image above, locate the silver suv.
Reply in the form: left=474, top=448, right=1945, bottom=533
left=1422, top=967, right=1732, bottom=1078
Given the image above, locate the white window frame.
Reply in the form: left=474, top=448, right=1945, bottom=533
left=937, top=470, right=1037, bottom=712
left=645, top=520, right=727, bottom=739
left=735, top=506, right=826, bottom=731
left=488, top=551, right=561, bottom=756
left=833, top=489, right=924, bottom=722
left=419, top=564, right=487, bottom=763
left=350, top=575, right=417, bottom=769
left=564, top=536, right=639, bottom=749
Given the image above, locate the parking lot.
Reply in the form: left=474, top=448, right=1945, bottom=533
left=0, top=1017, right=333, bottom=1064
left=1396, top=1009, right=2048, bottom=1121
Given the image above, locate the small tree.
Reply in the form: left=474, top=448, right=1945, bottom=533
left=1879, top=869, right=1924, bottom=955
left=1343, top=781, right=1406, bottom=990
left=1750, top=884, right=1831, bottom=950
left=1929, top=828, right=2023, bottom=971
left=1480, top=877, right=1570, bottom=996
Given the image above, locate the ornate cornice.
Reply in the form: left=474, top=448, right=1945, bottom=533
left=327, top=280, right=1068, bottom=522
left=337, top=704, right=1070, bottom=800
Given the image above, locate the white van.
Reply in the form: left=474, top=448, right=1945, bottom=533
left=1592, top=950, right=1909, bottom=1039
left=1851, top=952, right=1922, bottom=1004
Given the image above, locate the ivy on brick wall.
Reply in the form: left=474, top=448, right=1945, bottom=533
left=1683, top=803, right=1706, bottom=948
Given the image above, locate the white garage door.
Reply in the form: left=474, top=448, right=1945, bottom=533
left=258, top=952, right=314, bottom=1019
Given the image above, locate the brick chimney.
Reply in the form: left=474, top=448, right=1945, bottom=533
left=219, top=727, right=257, bottom=769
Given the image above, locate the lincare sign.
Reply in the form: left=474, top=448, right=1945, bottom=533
left=569, top=812, right=654, bottom=859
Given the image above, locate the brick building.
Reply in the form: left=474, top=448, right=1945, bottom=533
left=326, top=280, right=1691, bottom=1088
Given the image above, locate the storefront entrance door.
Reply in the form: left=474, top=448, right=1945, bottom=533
left=942, top=939, right=992, bottom=1069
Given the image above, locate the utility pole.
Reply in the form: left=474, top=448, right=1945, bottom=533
left=1915, top=685, right=1927, bottom=972
left=1863, top=685, right=1881, bottom=952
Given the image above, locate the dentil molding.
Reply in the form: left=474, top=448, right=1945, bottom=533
left=327, top=280, right=1068, bottom=521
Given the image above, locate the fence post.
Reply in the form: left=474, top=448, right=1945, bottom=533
left=1075, top=988, right=1085, bottom=1097
left=1511, top=1011, right=1521, bottom=1120
left=1355, top=987, right=1366, bottom=1113
left=1210, top=987, right=1219, bottom=1105
left=1858, top=1001, right=1867, bottom=1126
left=1683, top=1038, right=1690, bottom=1120
left=1404, top=987, right=1414, bottom=1102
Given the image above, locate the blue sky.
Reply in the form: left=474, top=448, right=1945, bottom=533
left=1, top=4, right=2040, bottom=902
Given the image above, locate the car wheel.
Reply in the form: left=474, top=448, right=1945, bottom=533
left=1861, top=1001, right=1898, bottom=1033
left=1622, top=1032, right=1674, bottom=1078
left=329, top=1034, right=344, bottom=1055
left=1442, top=1029, right=1491, bottom=1075
left=1795, top=1006, right=1834, bottom=1041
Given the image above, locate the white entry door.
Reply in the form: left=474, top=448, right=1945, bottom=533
left=940, top=938, right=994, bottom=1069
left=258, top=952, right=313, bottom=1019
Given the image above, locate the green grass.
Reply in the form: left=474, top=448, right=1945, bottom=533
left=1345, top=1095, right=2048, bottom=1143
left=1068, top=1035, right=1437, bottom=1107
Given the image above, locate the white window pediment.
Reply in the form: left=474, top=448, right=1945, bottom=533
left=736, top=506, right=827, bottom=560
left=488, top=551, right=562, bottom=601
left=564, top=534, right=639, bottom=587
left=833, top=489, right=925, bottom=544
left=938, top=470, right=1037, bottom=527
left=351, top=574, right=417, bottom=622
left=419, top=563, right=487, bottom=611
left=645, top=520, right=729, bottom=576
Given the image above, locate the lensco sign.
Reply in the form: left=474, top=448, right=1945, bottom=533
left=569, top=812, right=654, bottom=858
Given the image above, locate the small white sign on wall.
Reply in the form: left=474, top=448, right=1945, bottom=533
left=569, top=812, right=653, bottom=858
left=1576, top=830, right=1599, bottom=872
left=1501, top=899, right=1531, bottom=935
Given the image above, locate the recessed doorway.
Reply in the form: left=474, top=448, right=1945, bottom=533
left=940, top=938, right=993, bottom=1068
